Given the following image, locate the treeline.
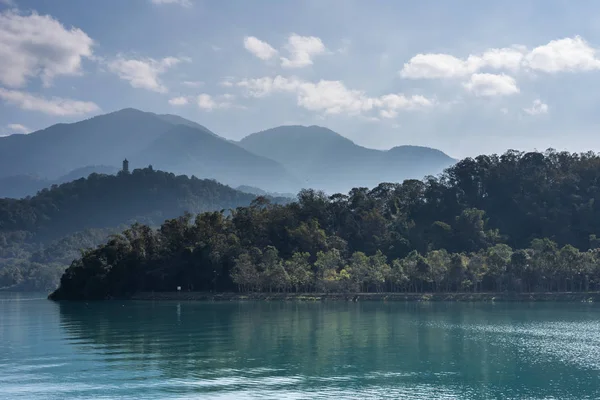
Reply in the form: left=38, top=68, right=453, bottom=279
left=50, top=149, right=600, bottom=300
left=229, top=241, right=600, bottom=294
left=1, top=167, right=290, bottom=291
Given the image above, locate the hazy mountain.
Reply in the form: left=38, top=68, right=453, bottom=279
left=0, top=109, right=455, bottom=197
left=238, top=125, right=456, bottom=193
left=132, top=125, right=300, bottom=192
left=0, top=165, right=119, bottom=199
left=0, top=108, right=298, bottom=193
left=54, top=165, right=120, bottom=185
left=235, top=185, right=296, bottom=199
left=0, top=108, right=173, bottom=179
left=156, top=114, right=217, bottom=137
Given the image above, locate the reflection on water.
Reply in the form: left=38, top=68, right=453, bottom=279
left=1, top=293, right=600, bottom=399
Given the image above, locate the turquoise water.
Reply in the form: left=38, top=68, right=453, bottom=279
left=1, top=293, right=600, bottom=399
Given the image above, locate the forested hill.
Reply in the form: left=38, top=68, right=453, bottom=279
left=51, top=149, right=600, bottom=300
left=1, top=167, right=290, bottom=291
left=0, top=167, right=276, bottom=241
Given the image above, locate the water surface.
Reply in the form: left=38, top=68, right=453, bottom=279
left=1, top=293, right=600, bottom=399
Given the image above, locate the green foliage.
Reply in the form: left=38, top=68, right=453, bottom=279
left=0, top=168, right=288, bottom=291
left=43, top=149, right=600, bottom=299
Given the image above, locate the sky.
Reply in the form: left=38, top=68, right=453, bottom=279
left=2, top=0, right=600, bottom=158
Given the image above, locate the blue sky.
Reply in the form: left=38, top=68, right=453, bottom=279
left=2, top=0, right=600, bottom=158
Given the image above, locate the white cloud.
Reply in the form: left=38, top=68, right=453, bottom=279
left=197, top=93, right=232, bottom=111
left=524, top=99, right=549, bottom=115
left=0, top=11, right=94, bottom=88
left=107, top=56, right=183, bottom=93
left=480, top=47, right=525, bottom=71
left=244, top=36, right=278, bottom=60
left=0, top=0, right=16, bottom=6
left=400, top=48, right=525, bottom=79
left=400, top=53, right=477, bottom=79
left=220, top=77, right=235, bottom=87
left=0, top=88, right=100, bottom=115
left=401, top=36, right=600, bottom=80
left=182, top=80, right=203, bottom=88
left=150, top=0, right=192, bottom=7
left=281, top=34, right=326, bottom=68
left=463, top=73, right=519, bottom=97
left=379, top=109, right=398, bottom=119
left=237, top=75, right=433, bottom=117
left=523, top=36, right=600, bottom=73
left=7, top=123, right=29, bottom=134
left=168, top=96, right=189, bottom=106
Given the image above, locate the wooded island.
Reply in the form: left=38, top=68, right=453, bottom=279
left=49, top=149, right=600, bottom=300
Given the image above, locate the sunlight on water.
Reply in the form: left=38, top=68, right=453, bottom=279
left=1, top=293, right=600, bottom=399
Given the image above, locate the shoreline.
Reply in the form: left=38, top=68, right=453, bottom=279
left=130, top=291, right=600, bottom=302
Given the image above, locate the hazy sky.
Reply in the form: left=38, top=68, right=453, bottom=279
left=1, top=0, right=600, bottom=158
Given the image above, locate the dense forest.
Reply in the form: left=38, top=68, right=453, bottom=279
left=51, top=149, right=600, bottom=300
left=0, top=167, right=289, bottom=290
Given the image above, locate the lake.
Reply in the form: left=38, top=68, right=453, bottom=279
left=1, top=293, right=600, bottom=399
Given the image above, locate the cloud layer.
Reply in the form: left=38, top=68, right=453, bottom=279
left=244, top=36, right=278, bottom=60
left=108, top=56, right=183, bottom=93
left=0, top=11, right=94, bottom=88
left=524, top=99, right=549, bottom=115
left=400, top=36, right=600, bottom=80
left=463, top=73, right=519, bottom=97
left=0, top=88, right=100, bottom=116
left=237, top=75, right=433, bottom=117
left=244, top=34, right=327, bottom=68
left=7, top=123, right=29, bottom=134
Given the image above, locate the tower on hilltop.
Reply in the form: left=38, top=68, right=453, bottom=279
left=122, top=159, right=129, bottom=174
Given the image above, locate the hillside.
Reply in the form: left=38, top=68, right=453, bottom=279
left=0, top=167, right=281, bottom=290
left=238, top=125, right=456, bottom=193
left=0, top=167, right=266, bottom=240
left=132, top=125, right=300, bottom=192
left=0, top=108, right=297, bottom=193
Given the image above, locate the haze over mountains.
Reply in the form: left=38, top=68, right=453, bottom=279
left=0, top=108, right=455, bottom=198
left=239, top=126, right=455, bottom=193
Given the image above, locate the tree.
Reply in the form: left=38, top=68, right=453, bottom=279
left=314, top=249, right=345, bottom=292
left=285, top=252, right=313, bottom=292
left=231, top=252, right=260, bottom=292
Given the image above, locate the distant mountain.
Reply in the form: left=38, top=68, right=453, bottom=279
left=156, top=114, right=217, bottom=137
left=0, top=108, right=298, bottom=193
left=0, top=165, right=119, bottom=199
left=0, top=108, right=173, bottom=179
left=235, top=185, right=296, bottom=199
left=0, top=109, right=455, bottom=196
left=238, top=125, right=456, bottom=193
left=54, top=165, right=120, bottom=185
left=131, top=125, right=300, bottom=192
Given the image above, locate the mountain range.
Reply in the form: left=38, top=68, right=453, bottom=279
left=238, top=125, right=455, bottom=193
left=0, top=108, right=456, bottom=198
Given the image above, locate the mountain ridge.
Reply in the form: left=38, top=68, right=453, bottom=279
left=0, top=108, right=455, bottom=196
left=238, top=124, right=456, bottom=193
